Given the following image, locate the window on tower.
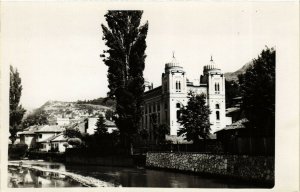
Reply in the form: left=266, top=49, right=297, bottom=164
left=215, top=83, right=220, bottom=94
left=216, top=111, right=220, bottom=120
left=177, top=110, right=181, bottom=119
left=176, top=103, right=181, bottom=108
left=176, top=81, right=181, bottom=92
left=216, top=104, right=220, bottom=109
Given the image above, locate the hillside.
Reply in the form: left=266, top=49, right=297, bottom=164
left=29, top=100, right=114, bottom=123
left=224, top=61, right=253, bottom=82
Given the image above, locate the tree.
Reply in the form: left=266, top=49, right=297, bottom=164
left=68, top=138, right=82, bottom=147
left=21, top=109, right=48, bottom=129
left=101, top=11, right=148, bottom=153
left=239, top=47, right=275, bottom=136
left=95, top=114, right=108, bottom=136
left=225, top=80, right=240, bottom=108
left=157, top=123, right=170, bottom=144
left=105, top=109, right=114, bottom=120
left=177, top=92, right=211, bottom=144
left=63, top=128, right=82, bottom=139
left=9, top=66, right=26, bottom=144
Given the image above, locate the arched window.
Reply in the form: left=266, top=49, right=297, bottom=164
left=177, top=110, right=181, bottom=119
left=215, top=104, right=220, bottom=109
left=215, top=83, right=220, bottom=94
left=216, top=111, right=220, bottom=120
left=176, top=81, right=181, bottom=92
left=176, top=103, right=181, bottom=108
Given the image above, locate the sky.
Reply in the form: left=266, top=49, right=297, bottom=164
left=1, top=1, right=298, bottom=110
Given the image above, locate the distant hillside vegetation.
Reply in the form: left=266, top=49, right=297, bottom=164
left=24, top=99, right=115, bottom=124
left=224, top=61, right=253, bottom=82
left=76, top=97, right=116, bottom=108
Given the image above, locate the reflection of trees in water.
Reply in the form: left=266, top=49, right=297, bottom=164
left=29, top=169, right=40, bottom=187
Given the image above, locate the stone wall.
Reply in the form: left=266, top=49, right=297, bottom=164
left=146, top=152, right=274, bottom=183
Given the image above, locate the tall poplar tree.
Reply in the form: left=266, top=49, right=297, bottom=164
left=101, top=11, right=148, bottom=153
left=9, top=66, right=26, bottom=144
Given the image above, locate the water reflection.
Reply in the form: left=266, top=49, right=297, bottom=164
left=8, top=166, right=84, bottom=188
left=8, top=160, right=267, bottom=188
left=65, top=164, right=260, bottom=188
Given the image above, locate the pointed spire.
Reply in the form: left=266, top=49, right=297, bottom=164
left=172, top=51, right=175, bottom=58
left=210, top=55, right=213, bottom=61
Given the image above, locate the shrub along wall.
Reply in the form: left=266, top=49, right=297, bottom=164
left=146, top=152, right=274, bottom=184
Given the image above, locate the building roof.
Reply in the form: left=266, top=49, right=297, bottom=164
left=216, top=118, right=248, bottom=132
left=50, top=133, right=67, bottom=142
left=38, top=134, right=57, bottom=143
left=105, top=120, right=116, bottom=127
left=34, top=125, right=64, bottom=133
left=144, top=86, right=162, bottom=99
left=232, top=96, right=242, bottom=100
left=226, top=107, right=240, bottom=115
left=18, top=125, right=40, bottom=135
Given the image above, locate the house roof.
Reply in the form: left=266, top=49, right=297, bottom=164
left=38, top=134, right=59, bottom=143
left=105, top=120, right=116, bottom=127
left=18, top=125, right=40, bottom=135
left=34, top=125, right=64, bottom=133
left=226, top=107, right=240, bottom=115
left=50, top=133, right=67, bottom=142
left=216, top=118, right=249, bottom=133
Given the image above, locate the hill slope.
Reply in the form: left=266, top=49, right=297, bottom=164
left=224, top=61, right=253, bottom=82
left=29, top=100, right=114, bottom=122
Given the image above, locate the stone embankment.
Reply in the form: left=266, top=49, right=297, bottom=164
left=146, top=152, right=274, bottom=184
left=8, top=162, right=117, bottom=187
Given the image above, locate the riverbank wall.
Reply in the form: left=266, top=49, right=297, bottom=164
left=146, top=152, right=274, bottom=185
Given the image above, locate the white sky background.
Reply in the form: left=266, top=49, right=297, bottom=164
left=1, top=1, right=297, bottom=110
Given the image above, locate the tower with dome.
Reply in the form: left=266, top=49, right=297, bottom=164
left=142, top=54, right=231, bottom=143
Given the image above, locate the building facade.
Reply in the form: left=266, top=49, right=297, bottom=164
left=142, top=56, right=231, bottom=143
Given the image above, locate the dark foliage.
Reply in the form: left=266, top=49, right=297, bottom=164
left=177, top=92, right=211, bottom=144
left=68, top=138, right=82, bottom=147
left=95, top=114, right=108, bottom=136
left=21, top=109, right=49, bottom=129
left=9, top=66, right=26, bottom=144
left=63, top=128, right=82, bottom=139
left=105, top=109, right=114, bottom=120
left=225, top=80, right=240, bottom=108
left=101, top=11, right=148, bottom=152
left=238, top=47, right=275, bottom=136
left=8, top=144, right=28, bottom=160
left=81, top=130, right=121, bottom=153
left=77, top=97, right=116, bottom=108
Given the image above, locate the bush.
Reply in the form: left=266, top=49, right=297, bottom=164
left=8, top=143, right=28, bottom=160
left=63, top=142, right=69, bottom=148
left=68, top=138, right=82, bottom=147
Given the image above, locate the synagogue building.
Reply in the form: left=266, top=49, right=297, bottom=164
left=142, top=55, right=232, bottom=143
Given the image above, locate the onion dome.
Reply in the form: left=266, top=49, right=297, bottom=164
left=203, top=56, right=220, bottom=72
left=165, top=52, right=181, bottom=69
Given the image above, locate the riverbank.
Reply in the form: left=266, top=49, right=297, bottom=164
left=8, top=160, right=266, bottom=188
left=146, top=152, right=274, bottom=187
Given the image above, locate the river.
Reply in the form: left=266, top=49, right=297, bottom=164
left=8, top=160, right=268, bottom=188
